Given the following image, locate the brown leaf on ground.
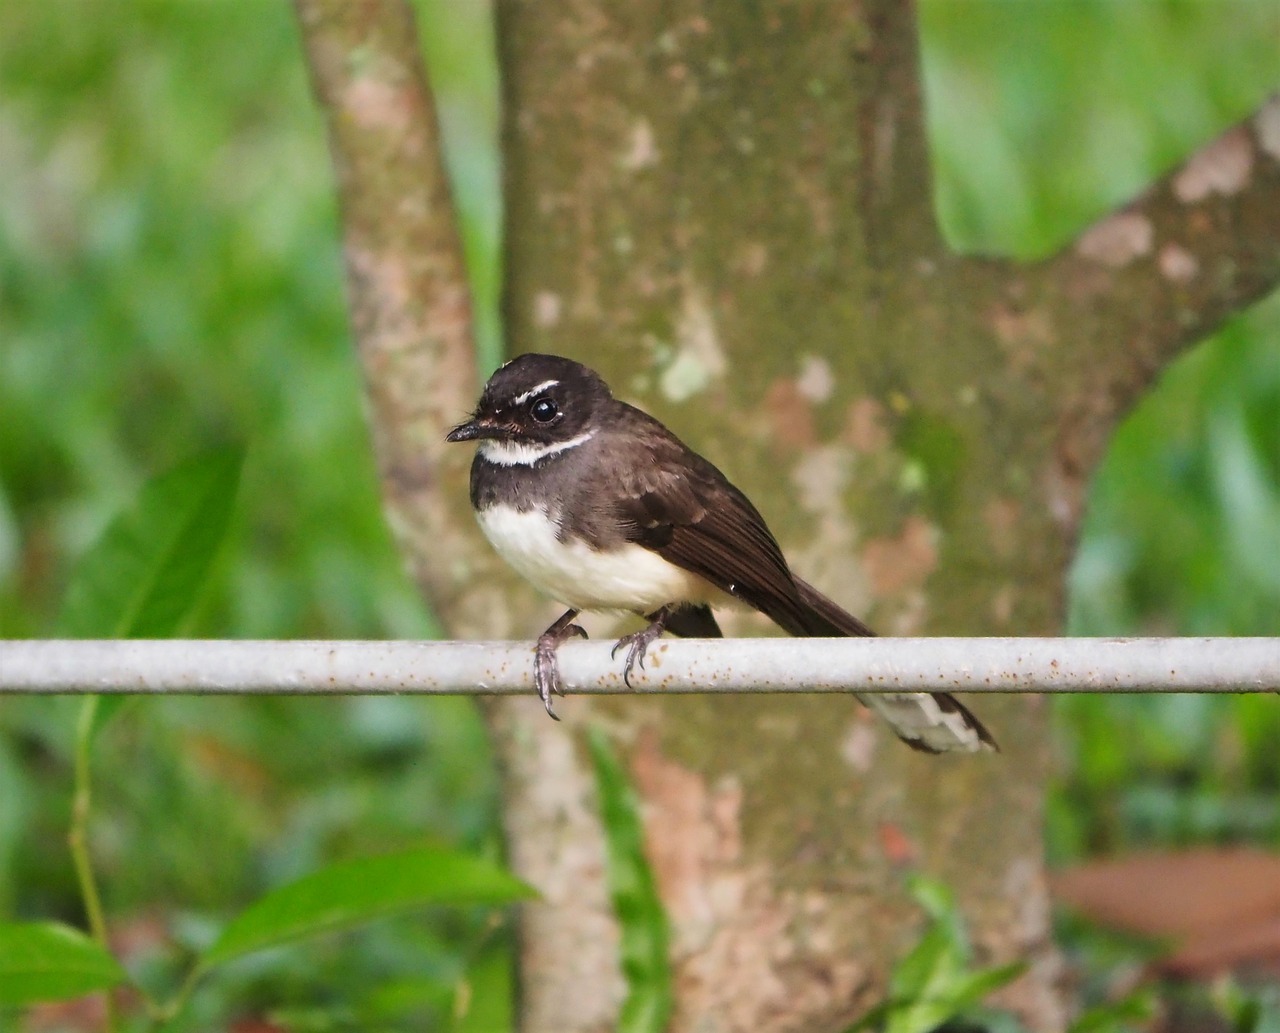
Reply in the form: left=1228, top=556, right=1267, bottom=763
left=1162, top=915, right=1280, bottom=979
left=1052, top=848, right=1280, bottom=978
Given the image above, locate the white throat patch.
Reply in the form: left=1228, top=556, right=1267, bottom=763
left=478, top=430, right=594, bottom=467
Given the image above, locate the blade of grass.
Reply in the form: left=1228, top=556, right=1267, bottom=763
left=0, top=922, right=128, bottom=1007
left=587, top=727, right=672, bottom=1033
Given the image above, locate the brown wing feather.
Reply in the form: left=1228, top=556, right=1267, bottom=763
left=605, top=407, right=814, bottom=635
left=794, top=577, right=875, bottom=637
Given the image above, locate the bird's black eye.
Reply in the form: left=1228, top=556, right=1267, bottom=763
left=530, top=397, right=559, bottom=423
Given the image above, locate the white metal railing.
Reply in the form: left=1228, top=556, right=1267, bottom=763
left=0, top=638, right=1276, bottom=695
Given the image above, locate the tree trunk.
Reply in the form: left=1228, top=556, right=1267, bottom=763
left=492, top=3, right=1059, bottom=1030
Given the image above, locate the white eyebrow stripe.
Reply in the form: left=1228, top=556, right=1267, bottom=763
left=478, top=430, right=594, bottom=467
left=512, top=379, right=560, bottom=406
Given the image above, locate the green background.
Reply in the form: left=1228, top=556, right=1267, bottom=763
left=0, top=1, right=1277, bottom=1028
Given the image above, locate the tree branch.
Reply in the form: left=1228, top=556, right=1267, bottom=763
left=292, top=0, right=486, bottom=620
left=966, top=94, right=1280, bottom=533
left=1073, top=94, right=1278, bottom=353
left=1042, top=95, right=1279, bottom=413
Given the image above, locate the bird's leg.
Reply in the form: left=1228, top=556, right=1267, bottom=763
left=611, top=607, right=671, bottom=688
left=534, top=608, right=587, bottom=720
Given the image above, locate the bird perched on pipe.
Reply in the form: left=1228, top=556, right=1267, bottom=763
left=446, top=353, right=996, bottom=754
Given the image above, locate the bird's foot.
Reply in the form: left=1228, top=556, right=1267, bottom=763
left=611, top=608, right=670, bottom=688
left=535, top=610, right=587, bottom=720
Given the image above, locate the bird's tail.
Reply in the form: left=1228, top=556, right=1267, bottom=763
left=793, top=578, right=998, bottom=754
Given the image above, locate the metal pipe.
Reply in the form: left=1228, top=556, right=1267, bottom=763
left=0, top=638, right=1276, bottom=695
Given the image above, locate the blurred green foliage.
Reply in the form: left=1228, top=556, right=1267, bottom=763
left=0, top=448, right=534, bottom=1029
left=0, top=0, right=1278, bottom=1028
left=0, top=3, right=504, bottom=1028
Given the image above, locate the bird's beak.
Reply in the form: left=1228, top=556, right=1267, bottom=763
left=446, top=417, right=501, bottom=443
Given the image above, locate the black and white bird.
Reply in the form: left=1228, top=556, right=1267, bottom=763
left=446, top=353, right=996, bottom=753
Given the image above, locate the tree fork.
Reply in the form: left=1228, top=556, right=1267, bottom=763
left=294, top=0, right=1280, bottom=1028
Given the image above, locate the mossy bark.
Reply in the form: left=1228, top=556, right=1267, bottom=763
left=493, top=2, right=1060, bottom=1030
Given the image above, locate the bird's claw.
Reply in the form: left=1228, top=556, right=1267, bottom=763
left=533, top=643, right=562, bottom=720
left=534, top=622, right=587, bottom=720
left=622, top=644, right=646, bottom=687
left=611, top=622, right=664, bottom=688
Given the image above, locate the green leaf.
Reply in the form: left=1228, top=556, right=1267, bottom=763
left=1067, top=990, right=1157, bottom=1033
left=935, top=961, right=1027, bottom=1016
left=847, top=878, right=1027, bottom=1033
left=58, top=447, right=243, bottom=736
left=906, top=874, right=967, bottom=952
left=200, top=846, right=534, bottom=971
left=887, top=922, right=955, bottom=1004
left=883, top=960, right=1025, bottom=1033
left=588, top=727, right=672, bottom=1033
left=886, top=932, right=964, bottom=1033
left=905, top=875, right=954, bottom=920
left=0, top=921, right=128, bottom=1006
left=59, top=446, right=244, bottom=639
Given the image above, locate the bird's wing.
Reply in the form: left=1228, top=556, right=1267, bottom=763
left=605, top=416, right=814, bottom=635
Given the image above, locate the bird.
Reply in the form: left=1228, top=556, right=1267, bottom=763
left=446, top=353, right=996, bottom=753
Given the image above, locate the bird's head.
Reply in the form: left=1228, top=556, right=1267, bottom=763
left=446, top=353, right=612, bottom=464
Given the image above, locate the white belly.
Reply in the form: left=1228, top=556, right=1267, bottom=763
left=476, top=504, right=715, bottom=612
